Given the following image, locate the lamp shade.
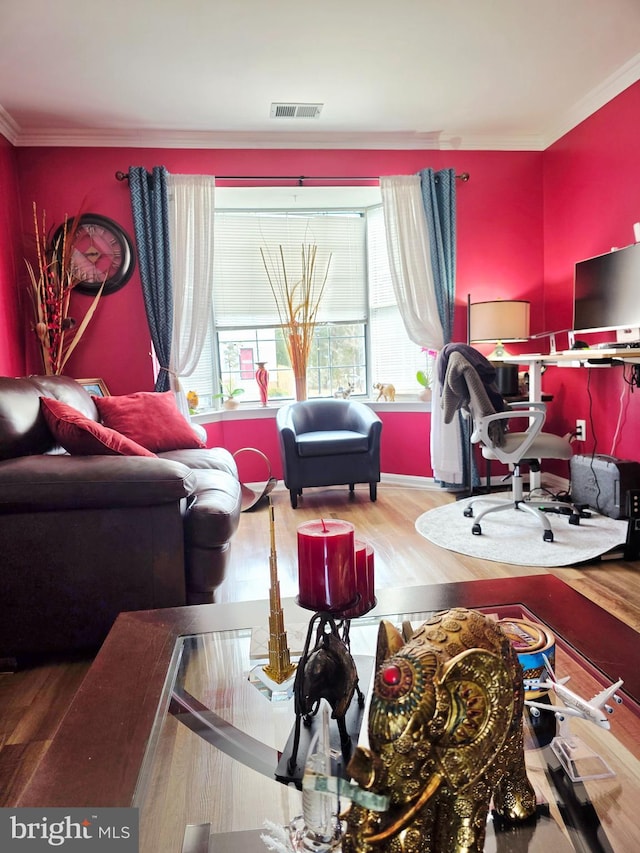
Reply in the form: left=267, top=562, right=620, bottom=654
left=469, top=300, right=530, bottom=343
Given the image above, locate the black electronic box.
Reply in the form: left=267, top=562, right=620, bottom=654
left=570, top=454, right=640, bottom=520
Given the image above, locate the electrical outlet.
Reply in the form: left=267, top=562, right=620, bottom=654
left=575, top=419, right=586, bottom=441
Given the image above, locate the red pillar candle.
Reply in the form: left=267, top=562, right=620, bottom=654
left=342, top=539, right=376, bottom=618
left=297, top=519, right=356, bottom=611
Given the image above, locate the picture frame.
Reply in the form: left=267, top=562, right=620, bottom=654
left=77, top=378, right=110, bottom=397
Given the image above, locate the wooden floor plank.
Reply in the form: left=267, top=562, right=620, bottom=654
left=0, top=742, right=52, bottom=805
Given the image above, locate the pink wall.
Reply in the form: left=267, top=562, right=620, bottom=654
left=14, top=147, right=543, bottom=396
left=542, top=80, right=640, bottom=462
left=9, top=146, right=542, bottom=475
left=3, top=84, right=637, bottom=473
left=0, top=136, right=25, bottom=376
left=377, top=412, right=432, bottom=477
left=202, top=409, right=432, bottom=481
left=15, top=147, right=154, bottom=393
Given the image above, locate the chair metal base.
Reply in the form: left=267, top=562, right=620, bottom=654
left=463, top=469, right=581, bottom=542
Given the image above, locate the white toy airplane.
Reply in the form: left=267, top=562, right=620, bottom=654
left=524, top=654, right=623, bottom=730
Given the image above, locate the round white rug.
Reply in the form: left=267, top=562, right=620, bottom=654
left=415, top=497, right=628, bottom=567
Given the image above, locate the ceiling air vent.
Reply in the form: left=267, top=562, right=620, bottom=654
left=270, top=102, right=323, bottom=119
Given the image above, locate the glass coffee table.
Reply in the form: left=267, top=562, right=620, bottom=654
left=18, top=576, right=640, bottom=853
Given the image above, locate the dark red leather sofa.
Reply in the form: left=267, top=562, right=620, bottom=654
left=0, top=375, right=242, bottom=665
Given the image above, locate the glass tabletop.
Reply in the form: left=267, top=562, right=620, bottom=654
left=131, top=604, right=640, bottom=853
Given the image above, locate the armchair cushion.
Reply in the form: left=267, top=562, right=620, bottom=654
left=296, top=430, right=369, bottom=457
left=93, top=391, right=206, bottom=452
left=40, top=397, right=156, bottom=457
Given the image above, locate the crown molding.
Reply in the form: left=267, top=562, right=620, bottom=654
left=0, top=105, right=20, bottom=145
left=436, top=132, right=544, bottom=151
left=11, top=126, right=545, bottom=151
left=6, top=51, right=639, bottom=153
left=542, top=51, right=640, bottom=148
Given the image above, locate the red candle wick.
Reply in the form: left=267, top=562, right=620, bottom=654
left=321, top=518, right=329, bottom=533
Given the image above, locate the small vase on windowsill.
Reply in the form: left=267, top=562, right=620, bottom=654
left=255, top=362, right=269, bottom=406
left=417, top=369, right=432, bottom=403
left=214, top=386, right=245, bottom=410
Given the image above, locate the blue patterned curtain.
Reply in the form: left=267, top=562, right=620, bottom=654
left=419, top=168, right=456, bottom=344
left=418, top=168, right=471, bottom=488
left=128, top=166, right=173, bottom=392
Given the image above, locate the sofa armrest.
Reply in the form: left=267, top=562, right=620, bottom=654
left=0, top=455, right=197, bottom=513
left=159, top=446, right=238, bottom=478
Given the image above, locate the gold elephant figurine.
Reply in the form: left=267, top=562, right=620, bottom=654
left=343, top=608, right=537, bottom=853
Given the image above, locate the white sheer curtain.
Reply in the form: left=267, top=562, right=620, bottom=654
left=167, top=174, right=215, bottom=416
left=431, top=351, right=464, bottom=483
left=380, top=175, right=462, bottom=484
left=379, top=175, right=444, bottom=351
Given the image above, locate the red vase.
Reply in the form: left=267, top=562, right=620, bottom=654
left=255, top=361, right=269, bottom=406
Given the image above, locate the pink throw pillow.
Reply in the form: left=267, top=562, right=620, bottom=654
left=40, top=397, right=157, bottom=457
left=92, top=391, right=206, bottom=452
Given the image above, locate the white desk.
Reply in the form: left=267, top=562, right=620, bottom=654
left=496, top=349, right=640, bottom=489
left=502, top=348, right=640, bottom=402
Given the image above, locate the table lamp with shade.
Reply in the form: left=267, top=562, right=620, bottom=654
left=469, top=299, right=531, bottom=397
left=469, top=299, right=531, bottom=359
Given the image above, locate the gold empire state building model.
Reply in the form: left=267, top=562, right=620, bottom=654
left=263, top=498, right=297, bottom=683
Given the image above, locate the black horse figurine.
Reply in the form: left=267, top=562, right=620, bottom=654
left=287, top=611, right=364, bottom=775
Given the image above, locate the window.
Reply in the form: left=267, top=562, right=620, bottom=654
left=180, top=187, right=429, bottom=410
left=209, top=323, right=366, bottom=406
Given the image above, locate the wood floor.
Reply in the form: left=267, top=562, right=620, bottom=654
left=1, top=482, right=639, bottom=807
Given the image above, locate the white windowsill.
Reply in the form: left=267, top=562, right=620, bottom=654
left=191, top=397, right=432, bottom=424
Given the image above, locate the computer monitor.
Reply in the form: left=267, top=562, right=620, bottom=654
left=573, top=241, right=640, bottom=338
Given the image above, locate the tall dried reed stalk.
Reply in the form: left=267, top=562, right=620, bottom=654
left=25, top=203, right=104, bottom=375
left=260, top=243, right=332, bottom=399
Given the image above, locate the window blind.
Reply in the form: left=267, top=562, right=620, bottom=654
left=212, top=211, right=367, bottom=328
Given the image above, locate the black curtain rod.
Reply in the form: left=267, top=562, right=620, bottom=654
left=115, top=171, right=470, bottom=184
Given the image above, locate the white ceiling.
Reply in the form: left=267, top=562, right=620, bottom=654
left=1, top=0, right=639, bottom=151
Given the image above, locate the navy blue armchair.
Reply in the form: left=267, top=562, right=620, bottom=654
left=276, top=399, right=382, bottom=508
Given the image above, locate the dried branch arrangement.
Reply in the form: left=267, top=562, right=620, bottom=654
left=25, top=203, right=104, bottom=375
left=260, top=243, right=332, bottom=397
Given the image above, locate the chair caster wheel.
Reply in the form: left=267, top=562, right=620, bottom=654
left=463, top=507, right=474, bottom=518
left=472, top=523, right=482, bottom=535
left=568, top=513, right=581, bottom=525
left=543, top=529, right=554, bottom=542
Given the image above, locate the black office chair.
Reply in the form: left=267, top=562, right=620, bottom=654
left=276, top=399, right=382, bottom=508
left=441, top=346, right=580, bottom=542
